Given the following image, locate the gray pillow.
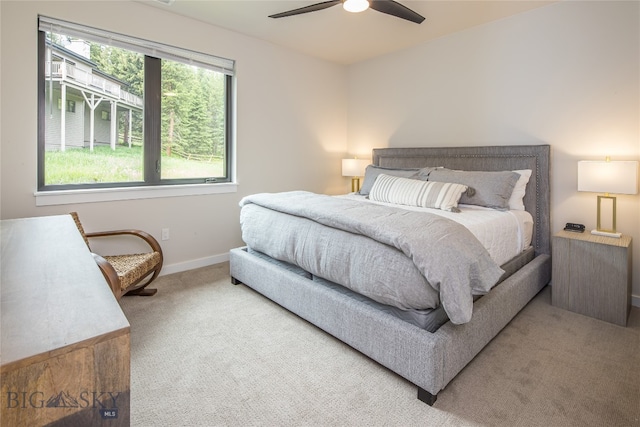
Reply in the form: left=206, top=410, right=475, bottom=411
left=359, top=165, right=421, bottom=196
left=427, top=168, right=519, bottom=210
left=413, top=167, right=438, bottom=181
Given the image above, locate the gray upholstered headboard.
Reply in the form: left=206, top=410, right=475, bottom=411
left=372, top=145, right=551, bottom=255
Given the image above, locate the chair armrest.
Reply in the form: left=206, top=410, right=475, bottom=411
left=85, top=229, right=163, bottom=255
left=91, top=252, right=121, bottom=298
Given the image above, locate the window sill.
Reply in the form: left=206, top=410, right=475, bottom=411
left=34, top=182, right=238, bottom=206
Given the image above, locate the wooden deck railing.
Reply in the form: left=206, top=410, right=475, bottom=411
left=46, top=61, right=143, bottom=109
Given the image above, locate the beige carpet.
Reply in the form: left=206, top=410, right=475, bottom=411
left=120, top=263, right=640, bottom=426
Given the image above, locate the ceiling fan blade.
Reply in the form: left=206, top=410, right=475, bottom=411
left=369, top=0, right=425, bottom=24
left=269, top=1, right=342, bottom=19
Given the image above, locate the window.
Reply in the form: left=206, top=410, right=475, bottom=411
left=57, top=99, right=76, bottom=113
left=38, top=17, right=235, bottom=191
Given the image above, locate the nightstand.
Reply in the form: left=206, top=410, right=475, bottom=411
left=552, top=230, right=632, bottom=326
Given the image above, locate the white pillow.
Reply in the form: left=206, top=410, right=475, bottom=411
left=369, top=174, right=468, bottom=212
left=509, top=169, right=532, bottom=211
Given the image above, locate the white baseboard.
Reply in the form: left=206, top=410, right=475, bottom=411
left=159, top=252, right=229, bottom=276
left=633, top=294, right=640, bottom=308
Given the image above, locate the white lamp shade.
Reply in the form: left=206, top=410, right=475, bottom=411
left=342, top=159, right=369, bottom=177
left=578, top=160, right=639, bottom=195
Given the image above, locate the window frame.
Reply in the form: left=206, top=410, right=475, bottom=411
left=36, top=17, right=235, bottom=193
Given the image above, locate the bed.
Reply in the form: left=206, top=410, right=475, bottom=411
left=230, top=145, right=551, bottom=405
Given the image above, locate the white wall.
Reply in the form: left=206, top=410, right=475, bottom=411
left=2, top=1, right=639, bottom=304
left=0, top=1, right=349, bottom=273
left=347, top=1, right=640, bottom=304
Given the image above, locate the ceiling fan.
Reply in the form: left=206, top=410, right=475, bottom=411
left=269, top=0, right=425, bottom=24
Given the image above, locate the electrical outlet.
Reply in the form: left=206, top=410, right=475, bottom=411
left=161, top=228, right=170, bottom=241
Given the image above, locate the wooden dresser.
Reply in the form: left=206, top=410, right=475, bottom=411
left=1, top=215, right=130, bottom=426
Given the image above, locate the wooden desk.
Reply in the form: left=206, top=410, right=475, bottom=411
left=1, top=215, right=130, bottom=426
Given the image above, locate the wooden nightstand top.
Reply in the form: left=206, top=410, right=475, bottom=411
left=554, top=230, right=631, bottom=248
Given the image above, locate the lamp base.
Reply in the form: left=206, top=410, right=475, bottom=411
left=591, top=229, right=622, bottom=238
left=351, top=177, right=361, bottom=193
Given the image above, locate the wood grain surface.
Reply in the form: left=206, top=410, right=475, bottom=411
left=1, top=215, right=130, bottom=426
left=552, top=230, right=632, bottom=326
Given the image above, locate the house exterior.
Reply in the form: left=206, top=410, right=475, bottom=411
left=44, top=40, right=142, bottom=151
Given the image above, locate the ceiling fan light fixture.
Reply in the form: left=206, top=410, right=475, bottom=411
left=269, top=0, right=424, bottom=24
left=343, top=0, right=369, bottom=13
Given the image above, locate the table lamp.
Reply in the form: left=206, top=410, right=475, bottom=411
left=577, top=158, right=638, bottom=237
left=342, top=158, right=369, bottom=192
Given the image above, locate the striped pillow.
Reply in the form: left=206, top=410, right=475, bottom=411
left=369, top=174, right=468, bottom=212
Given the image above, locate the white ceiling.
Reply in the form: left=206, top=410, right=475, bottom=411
left=139, top=0, right=556, bottom=65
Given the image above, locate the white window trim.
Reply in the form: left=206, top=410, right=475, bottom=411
left=34, top=182, right=238, bottom=206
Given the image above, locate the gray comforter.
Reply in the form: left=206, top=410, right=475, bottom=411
left=239, top=191, right=504, bottom=324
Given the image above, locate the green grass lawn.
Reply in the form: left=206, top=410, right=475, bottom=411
left=45, top=145, right=224, bottom=184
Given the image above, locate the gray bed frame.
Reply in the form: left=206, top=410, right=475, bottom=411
left=230, top=145, right=551, bottom=405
